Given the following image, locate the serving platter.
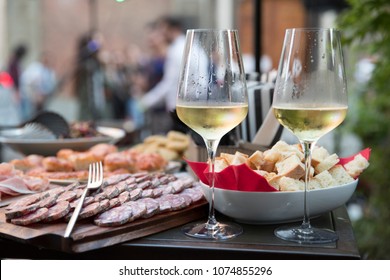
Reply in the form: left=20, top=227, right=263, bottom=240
left=0, top=199, right=207, bottom=253
left=0, top=126, right=125, bottom=156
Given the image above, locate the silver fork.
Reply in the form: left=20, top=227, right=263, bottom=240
left=64, top=162, right=103, bottom=238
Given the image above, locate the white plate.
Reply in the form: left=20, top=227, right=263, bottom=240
left=0, top=126, right=125, bottom=156
left=200, top=180, right=358, bottom=224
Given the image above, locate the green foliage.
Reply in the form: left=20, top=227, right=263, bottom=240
left=338, top=0, right=390, bottom=259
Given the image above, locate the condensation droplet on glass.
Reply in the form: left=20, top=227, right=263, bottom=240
left=322, top=54, right=325, bottom=59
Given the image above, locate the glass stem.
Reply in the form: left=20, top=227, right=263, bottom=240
left=301, top=141, right=315, bottom=230
left=204, top=138, right=220, bottom=230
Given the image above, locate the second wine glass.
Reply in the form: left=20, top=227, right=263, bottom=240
left=272, top=28, right=348, bottom=244
left=176, top=29, right=248, bottom=240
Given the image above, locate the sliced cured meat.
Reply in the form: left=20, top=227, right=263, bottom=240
left=0, top=177, right=36, bottom=196
left=156, top=197, right=171, bottom=213
left=151, top=178, right=161, bottom=188
left=94, top=192, right=107, bottom=202
left=161, top=185, right=174, bottom=195
left=115, top=181, right=128, bottom=193
left=141, top=189, right=153, bottom=198
left=38, top=195, right=58, bottom=208
left=79, top=199, right=110, bottom=219
left=137, top=180, right=152, bottom=190
left=135, top=175, right=151, bottom=183
left=152, top=188, right=163, bottom=198
left=70, top=196, right=95, bottom=209
left=5, top=203, right=40, bottom=220
left=129, top=188, right=142, bottom=201
left=104, top=174, right=131, bottom=186
left=6, top=193, right=42, bottom=210
left=178, top=193, right=192, bottom=207
left=162, top=194, right=186, bottom=211
left=103, top=185, right=120, bottom=199
left=181, top=187, right=204, bottom=203
left=140, top=198, right=160, bottom=218
left=124, top=177, right=136, bottom=185
left=94, top=204, right=133, bottom=227
left=22, top=176, right=50, bottom=192
left=126, top=183, right=137, bottom=191
left=127, top=201, right=147, bottom=221
left=169, top=180, right=184, bottom=193
left=57, top=190, right=77, bottom=202
left=118, top=191, right=130, bottom=204
left=180, top=176, right=195, bottom=189
left=108, top=197, right=121, bottom=209
left=11, top=208, right=49, bottom=225
left=64, top=182, right=80, bottom=191
left=159, top=175, right=171, bottom=185
left=44, top=201, right=71, bottom=222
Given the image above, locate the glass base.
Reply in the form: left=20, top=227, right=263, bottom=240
left=274, top=225, right=338, bottom=244
left=182, top=221, right=243, bottom=240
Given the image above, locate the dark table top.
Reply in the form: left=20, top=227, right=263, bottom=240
left=0, top=206, right=359, bottom=260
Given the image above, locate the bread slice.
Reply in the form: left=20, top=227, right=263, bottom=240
left=279, top=177, right=304, bottom=191
left=214, top=157, right=229, bottom=172
left=314, top=170, right=336, bottom=188
left=275, top=154, right=305, bottom=179
left=311, top=146, right=330, bottom=166
left=314, top=153, right=339, bottom=174
left=329, top=164, right=354, bottom=185
left=247, top=150, right=264, bottom=170
left=230, top=151, right=248, bottom=165
left=344, top=154, right=369, bottom=178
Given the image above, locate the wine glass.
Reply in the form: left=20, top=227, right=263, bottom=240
left=272, top=28, right=348, bottom=244
left=176, top=29, right=248, bottom=239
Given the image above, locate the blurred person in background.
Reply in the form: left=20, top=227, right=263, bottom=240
left=128, top=22, right=168, bottom=135
left=103, top=50, right=129, bottom=119
left=136, top=16, right=186, bottom=134
left=7, top=44, right=28, bottom=94
left=19, top=52, right=57, bottom=120
left=73, top=33, right=107, bottom=121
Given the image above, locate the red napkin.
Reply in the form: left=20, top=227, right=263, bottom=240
left=186, top=148, right=371, bottom=192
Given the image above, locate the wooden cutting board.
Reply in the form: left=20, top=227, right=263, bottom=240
left=0, top=200, right=207, bottom=253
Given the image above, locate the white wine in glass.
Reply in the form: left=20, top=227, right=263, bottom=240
left=176, top=29, right=248, bottom=240
left=272, top=28, right=348, bottom=244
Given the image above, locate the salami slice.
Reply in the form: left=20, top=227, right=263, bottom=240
left=152, top=188, right=163, bottom=198
left=137, top=180, right=152, bottom=190
left=70, top=196, right=95, bottom=209
left=129, top=188, right=142, bottom=201
left=104, top=174, right=131, bottom=186
left=44, top=201, right=70, bottom=222
left=5, top=193, right=42, bottom=211
left=11, top=208, right=49, bottom=225
left=178, top=193, right=192, bottom=207
left=5, top=203, right=40, bottom=220
left=103, top=185, right=120, bottom=199
left=161, top=185, right=174, bottom=195
left=169, top=180, right=184, bottom=193
left=94, top=204, right=133, bottom=227
left=151, top=178, right=161, bottom=188
left=118, top=191, right=130, bottom=204
left=57, top=191, right=77, bottom=202
left=126, top=183, right=137, bottom=191
left=163, top=194, right=186, bottom=211
left=125, top=177, right=136, bottom=185
left=181, top=187, right=204, bottom=203
left=78, top=202, right=101, bottom=219
left=156, top=197, right=171, bottom=213
left=140, top=198, right=160, bottom=218
left=38, top=195, right=58, bottom=208
left=127, top=201, right=147, bottom=221
left=108, top=197, right=121, bottom=209
left=94, top=192, right=107, bottom=202
left=135, top=175, right=151, bottom=183
left=141, top=189, right=153, bottom=198
left=115, top=181, right=128, bottom=193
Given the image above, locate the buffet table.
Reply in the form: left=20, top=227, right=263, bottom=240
left=0, top=206, right=359, bottom=260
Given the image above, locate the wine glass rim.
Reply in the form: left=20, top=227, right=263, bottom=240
left=186, top=28, right=238, bottom=33
left=286, top=27, right=340, bottom=32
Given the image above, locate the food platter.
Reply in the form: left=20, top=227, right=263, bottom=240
left=0, top=126, right=125, bottom=156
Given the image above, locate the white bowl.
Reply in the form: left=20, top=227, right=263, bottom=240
left=200, top=180, right=358, bottom=224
